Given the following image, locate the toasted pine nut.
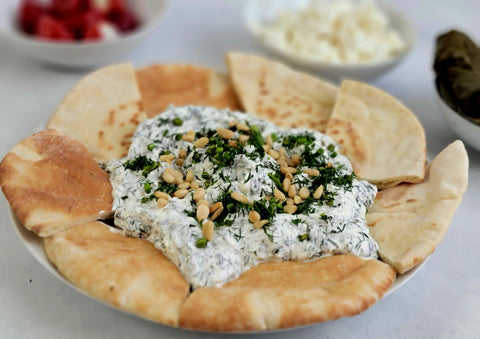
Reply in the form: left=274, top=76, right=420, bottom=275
left=286, top=198, right=294, bottom=205
left=182, top=134, right=195, bottom=142
left=268, top=149, right=280, bottom=160
left=185, top=169, right=194, bottom=183
left=228, top=119, right=238, bottom=127
left=174, top=189, right=189, bottom=199
left=157, top=198, right=168, bottom=208
left=217, top=127, right=234, bottom=139
left=178, top=148, right=187, bottom=158
left=178, top=182, right=190, bottom=190
left=280, top=166, right=297, bottom=175
left=196, top=204, right=209, bottom=221
left=266, top=134, right=273, bottom=146
left=288, top=185, right=297, bottom=198
left=193, top=187, right=205, bottom=202
left=293, top=195, right=303, bottom=204
left=286, top=157, right=295, bottom=167
left=163, top=171, right=175, bottom=184
left=194, top=137, right=209, bottom=148
left=283, top=178, right=291, bottom=193
left=313, top=185, right=324, bottom=199
left=274, top=189, right=286, bottom=201
left=249, top=210, right=261, bottom=223
left=253, top=220, right=268, bottom=229
left=238, top=135, right=250, bottom=144
left=299, top=187, right=310, bottom=200
left=209, top=202, right=223, bottom=214
left=262, top=144, right=271, bottom=152
left=277, top=158, right=288, bottom=167
left=231, top=191, right=248, bottom=204
left=304, top=168, right=320, bottom=177
left=190, top=181, right=199, bottom=189
left=165, top=168, right=183, bottom=184
left=284, top=205, right=298, bottom=214
left=286, top=172, right=293, bottom=181
left=197, top=199, right=210, bottom=206
left=154, top=191, right=170, bottom=200
left=229, top=140, right=238, bottom=148
left=326, top=162, right=333, bottom=168
left=291, top=154, right=302, bottom=166
left=236, top=122, right=250, bottom=132
left=175, top=158, right=185, bottom=166
left=203, top=221, right=214, bottom=241
left=210, top=206, right=224, bottom=221
left=278, top=147, right=286, bottom=158
left=159, top=154, right=175, bottom=163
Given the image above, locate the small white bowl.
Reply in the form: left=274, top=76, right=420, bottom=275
left=435, top=87, right=480, bottom=151
left=245, top=0, right=415, bottom=83
left=0, top=0, right=167, bottom=68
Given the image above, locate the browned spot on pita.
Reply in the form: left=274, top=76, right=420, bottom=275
left=98, top=130, right=104, bottom=139
left=266, top=108, right=277, bottom=118
left=108, top=109, right=116, bottom=126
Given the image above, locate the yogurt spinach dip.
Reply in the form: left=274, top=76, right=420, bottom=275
left=107, top=106, right=378, bottom=289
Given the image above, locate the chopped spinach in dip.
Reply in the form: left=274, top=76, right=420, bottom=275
left=106, top=106, right=378, bottom=289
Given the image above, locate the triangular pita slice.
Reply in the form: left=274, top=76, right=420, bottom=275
left=47, top=63, right=147, bottom=163
left=226, top=53, right=338, bottom=132
left=179, top=255, right=395, bottom=332
left=326, top=80, right=426, bottom=189
left=44, top=221, right=190, bottom=326
left=0, top=129, right=113, bottom=237
left=136, top=64, right=242, bottom=118
left=366, top=140, right=468, bottom=273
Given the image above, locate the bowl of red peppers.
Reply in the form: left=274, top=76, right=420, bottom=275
left=0, top=0, right=167, bottom=68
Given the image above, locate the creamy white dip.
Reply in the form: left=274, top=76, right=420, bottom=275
left=107, top=106, right=378, bottom=289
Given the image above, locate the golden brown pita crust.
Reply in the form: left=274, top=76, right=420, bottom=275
left=0, top=129, right=112, bottom=237
left=135, top=64, right=242, bottom=118
left=44, top=221, right=190, bottom=327
left=179, top=255, right=396, bottom=332
left=47, top=63, right=147, bottom=163
left=367, top=141, right=468, bottom=273
left=226, top=53, right=338, bottom=132
left=326, top=80, right=426, bottom=189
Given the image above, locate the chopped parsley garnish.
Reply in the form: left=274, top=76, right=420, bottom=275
left=298, top=234, right=309, bottom=242
left=123, top=155, right=160, bottom=177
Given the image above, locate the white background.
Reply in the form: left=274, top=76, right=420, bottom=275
left=0, top=1, right=479, bottom=338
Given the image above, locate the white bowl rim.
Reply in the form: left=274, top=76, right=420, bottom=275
left=245, top=0, right=416, bottom=69
left=434, top=85, right=480, bottom=129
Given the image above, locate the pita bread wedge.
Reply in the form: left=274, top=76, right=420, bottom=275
left=136, top=64, right=241, bottom=118
left=179, top=255, right=396, bottom=332
left=0, top=129, right=112, bottom=237
left=226, top=53, right=338, bottom=132
left=367, top=140, right=468, bottom=273
left=44, top=221, right=190, bottom=326
left=47, top=63, right=147, bottom=163
left=326, top=80, right=426, bottom=189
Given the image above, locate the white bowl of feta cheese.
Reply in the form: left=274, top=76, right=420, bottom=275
left=245, top=0, right=415, bottom=82
left=0, top=0, right=167, bottom=69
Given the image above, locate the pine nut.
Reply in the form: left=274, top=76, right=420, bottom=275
left=277, top=158, right=288, bottom=167
left=286, top=198, right=294, bottom=205
left=193, top=187, right=205, bottom=202
left=268, top=149, right=280, bottom=159
left=313, top=185, right=324, bottom=199
left=280, top=166, right=297, bottom=175
left=284, top=205, right=298, bottom=214
left=266, top=134, right=273, bottom=146
left=165, top=168, right=183, bottom=184
left=236, top=122, right=250, bottom=131
left=194, top=137, right=209, bottom=148
left=178, top=148, right=187, bottom=158
left=159, top=154, right=175, bottom=163
left=163, top=171, right=175, bottom=184
left=274, top=189, right=286, bottom=201
left=229, top=140, right=238, bottom=148
left=278, top=147, right=286, bottom=158
left=326, top=162, right=333, bottom=168
left=197, top=204, right=209, bottom=221
left=304, top=168, right=320, bottom=177
left=157, top=198, right=168, bottom=208
left=175, top=158, right=185, bottom=166
left=217, top=128, right=234, bottom=139
left=249, top=210, right=261, bottom=223
left=283, top=178, right=291, bottom=192
left=182, top=134, right=195, bottom=142
left=299, top=187, right=310, bottom=200
left=288, top=185, right=297, bottom=198
left=209, top=202, right=223, bottom=214
left=190, top=181, right=199, bottom=189
left=253, top=220, right=268, bottom=229
left=174, top=189, right=189, bottom=199
left=238, top=135, right=250, bottom=144
left=293, top=195, right=303, bottom=204
left=286, top=172, right=293, bottom=181
left=202, top=221, right=214, bottom=241
left=231, top=191, right=248, bottom=204
left=197, top=199, right=210, bottom=206
left=262, top=144, right=271, bottom=152
left=210, top=206, right=224, bottom=220
left=228, top=119, right=238, bottom=127
left=178, top=182, right=190, bottom=190
left=185, top=169, right=194, bottom=183
left=154, top=191, right=170, bottom=200
left=291, top=154, right=301, bottom=166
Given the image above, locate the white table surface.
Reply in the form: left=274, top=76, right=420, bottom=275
left=1, top=1, right=479, bottom=338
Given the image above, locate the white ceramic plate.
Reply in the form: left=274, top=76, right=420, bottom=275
left=10, top=208, right=427, bottom=327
